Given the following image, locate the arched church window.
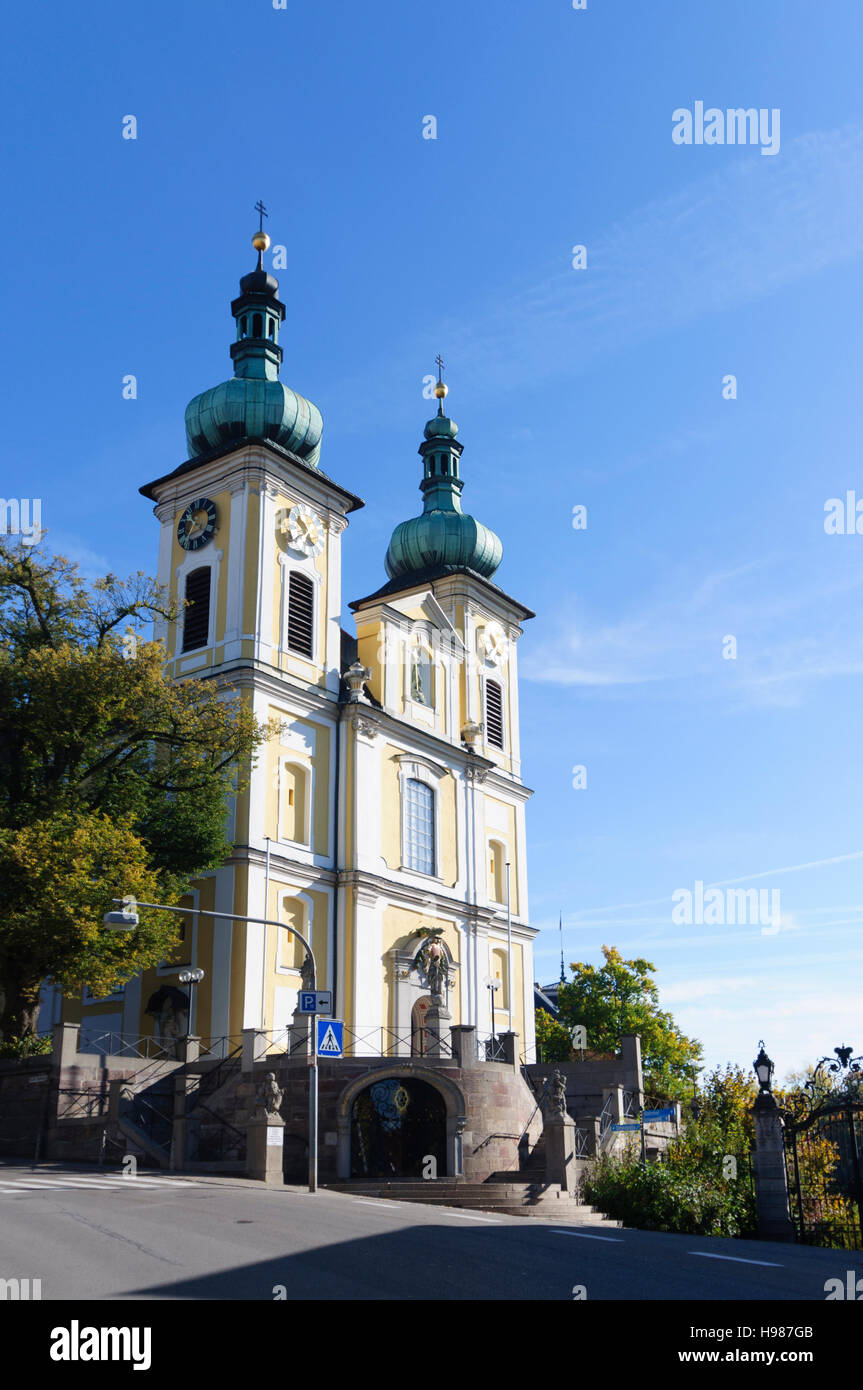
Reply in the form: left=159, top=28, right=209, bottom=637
left=404, top=778, right=435, bottom=875
left=267, top=317, right=275, bottom=339
left=181, top=566, right=211, bottom=652
left=240, top=315, right=247, bottom=338
left=488, top=840, right=506, bottom=903
left=410, top=644, right=432, bottom=706
left=278, top=896, right=307, bottom=972
left=287, top=571, right=315, bottom=659
left=491, top=947, right=509, bottom=1010
left=281, top=762, right=309, bottom=844
left=252, top=312, right=263, bottom=338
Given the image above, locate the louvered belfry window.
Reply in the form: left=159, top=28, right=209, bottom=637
left=485, top=678, right=504, bottom=748
left=287, top=571, right=315, bottom=658
left=181, top=567, right=211, bottom=652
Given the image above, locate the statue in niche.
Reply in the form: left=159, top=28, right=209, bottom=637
left=412, top=929, right=448, bottom=1001
left=144, top=985, right=189, bottom=1058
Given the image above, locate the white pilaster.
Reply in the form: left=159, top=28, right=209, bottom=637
left=352, top=887, right=382, bottom=1052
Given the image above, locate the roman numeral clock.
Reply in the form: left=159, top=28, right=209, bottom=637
left=177, top=497, right=218, bottom=551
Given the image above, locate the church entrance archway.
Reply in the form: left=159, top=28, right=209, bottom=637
left=411, top=996, right=432, bottom=1055
left=350, top=1076, right=447, bottom=1179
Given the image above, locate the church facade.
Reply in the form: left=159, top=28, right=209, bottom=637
left=53, top=229, right=537, bottom=1061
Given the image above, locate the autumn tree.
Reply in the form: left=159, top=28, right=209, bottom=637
left=550, top=945, right=702, bottom=1096
left=0, top=541, right=263, bottom=1039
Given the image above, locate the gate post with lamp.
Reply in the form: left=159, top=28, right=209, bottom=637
left=751, top=1042, right=794, bottom=1242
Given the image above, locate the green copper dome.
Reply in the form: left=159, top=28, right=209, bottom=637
left=184, top=240, right=322, bottom=467
left=384, top=394, right=503, bottom=584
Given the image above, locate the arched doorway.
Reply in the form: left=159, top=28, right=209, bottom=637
left=411, top=996, right=432, bottom=1055
left=350, top=1077, right=447, bottom=1179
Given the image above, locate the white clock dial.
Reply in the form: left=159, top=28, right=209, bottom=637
left=479, top=622, right=506, bottom=664
left=281, top=504, right=325, bottom=557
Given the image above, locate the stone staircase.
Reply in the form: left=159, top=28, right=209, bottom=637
left=325, top=1119, right=622, bottom=1224
left=325, top=1178, right=617, bottom=1223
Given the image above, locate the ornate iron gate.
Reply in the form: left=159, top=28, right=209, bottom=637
left=783, top=1048, right=863, bottom=1250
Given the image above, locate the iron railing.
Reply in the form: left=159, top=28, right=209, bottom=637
left=477, top=1034, right=507, bottom=1063
left=342, top=1026, right=453, bottom=1059
left=253, top=1028, right=311, bottom=1061
left=119, top=1086, right=174, bottom=1153
left=78, top=1032, right=176, bottom=1060
left=76, top=1030, right=243, bottom=1061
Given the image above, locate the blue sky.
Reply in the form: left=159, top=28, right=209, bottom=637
left=2, top=0, right=862, bottom=1078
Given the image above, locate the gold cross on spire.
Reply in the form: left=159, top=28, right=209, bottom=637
left=252, top=201, right=271, bottom=258
left=433, top=353, right=448, bottom=410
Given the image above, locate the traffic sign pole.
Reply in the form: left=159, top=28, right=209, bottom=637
left=309, top=1008, right=318, bottom=1195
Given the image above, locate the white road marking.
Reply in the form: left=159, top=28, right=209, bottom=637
left=355, top=1198, right=499, bottom=1223
left=0, top=1185, right=65, bottom=1192
left=357, top=1199, right=408, bottom=1210
left=0, top=1175, right=176, bottom=1193
left=688, top=1252, right=783, bottom=1267
left=439, top=1211, right=500, bottom=1223
left=551, top=1229, right=624, bottom=1242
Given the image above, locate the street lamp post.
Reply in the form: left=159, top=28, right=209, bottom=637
left=485, top=977, right=501, bottom=1053
left=104, top=897, right=321, bottom=1193
left=178, top=967, right=205, bottom=1038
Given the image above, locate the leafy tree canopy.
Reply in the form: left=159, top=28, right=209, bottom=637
left=545, top=945, right=703, bottom=1097
left=0, top=541, right=264, bottom=1038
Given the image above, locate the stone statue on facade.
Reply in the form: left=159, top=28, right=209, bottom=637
left=543, top=1068, right=568, bottom=1120
left=412, top=929, right=449, bottom=1001
left=425, top=939, right=447, bottom=1000
left=256, top=1071, right=284, bottom=1118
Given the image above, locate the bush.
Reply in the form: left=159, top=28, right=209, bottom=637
left=583, top=1150, right=757, bottom=1239
left=582, top=1064, right=759, bottom=1239
left=0, top=1033, right=53, bottom=1059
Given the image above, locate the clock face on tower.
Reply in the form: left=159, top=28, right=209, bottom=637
left=177, top=497, right=217, bottom=551
left=281, top=503, right=325, bottom=557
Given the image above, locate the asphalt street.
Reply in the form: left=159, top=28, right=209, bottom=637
left=0, top=1164, right=859, bottom=1301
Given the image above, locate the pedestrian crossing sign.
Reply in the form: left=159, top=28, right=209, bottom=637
left=316, top=1019, right=344, bottom=1057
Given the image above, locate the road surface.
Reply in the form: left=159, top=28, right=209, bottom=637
left=0, top=1164, right=859, bottom=1301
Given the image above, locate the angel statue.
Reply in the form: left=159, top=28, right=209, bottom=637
left=412, top=930, right=449, bottom=1001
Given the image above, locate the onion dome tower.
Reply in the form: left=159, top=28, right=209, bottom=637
left=384, top=361, right=503, bottom=584
left=184, top=211, right=323, bottom=467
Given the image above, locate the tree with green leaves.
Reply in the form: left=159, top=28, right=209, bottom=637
left=538, top=945, right=702, bottom=1096
left=0, top=541, right=263, bottom=1040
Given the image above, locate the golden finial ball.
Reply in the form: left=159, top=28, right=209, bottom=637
left=252, top=231, right=271, bottom=252
left=434, top=381, right=449, bottom=399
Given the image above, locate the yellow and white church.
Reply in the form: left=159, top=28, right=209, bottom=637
left=53, top=227, right=538, bottom=1059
